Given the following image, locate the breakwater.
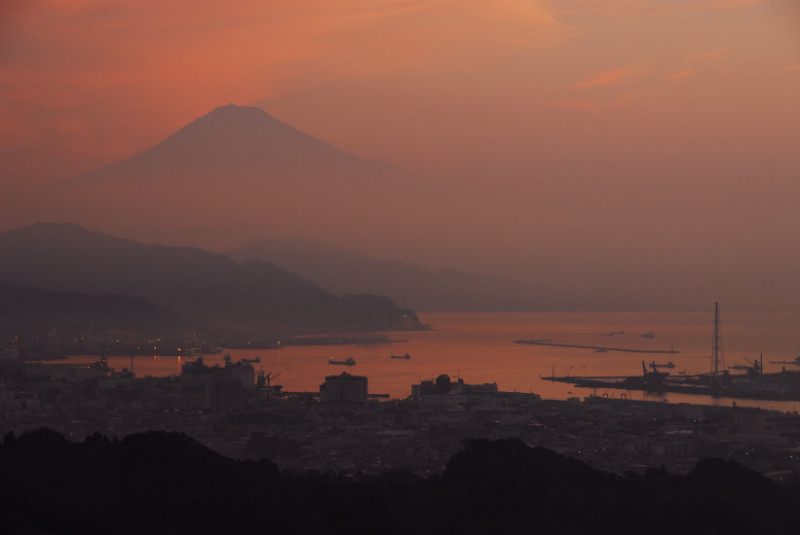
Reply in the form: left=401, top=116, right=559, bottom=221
left=514, top=339, right=679, bottom=354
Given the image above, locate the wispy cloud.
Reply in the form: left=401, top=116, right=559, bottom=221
left=664, top=69, right=694, bottom=82
left=779, top=63, right=800, bottom=74
left=571, top=65, right=647, bottom=89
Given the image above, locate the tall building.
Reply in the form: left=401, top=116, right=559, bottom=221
left=180, top=356, right=255, bottom=411
left=220, top=359, right=255, bottom=411
left=320, top=372, right=368, bottom=403
left=411, top=375, right=498, bottom=400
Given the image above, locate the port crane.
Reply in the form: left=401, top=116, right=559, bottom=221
left=730, top=356, right=762, bottom=376
left=257, top=370, right=281, bottom=387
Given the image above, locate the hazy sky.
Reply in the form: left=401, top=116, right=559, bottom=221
left=2, top=1, right=796, bottom=183
left=1, top=0, right=798, bottom=308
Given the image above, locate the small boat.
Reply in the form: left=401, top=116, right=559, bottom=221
left=642, top=331, right=655, bottom=339
left=601, top=330, right=624, bottom=336
left=390, top=353, right=411, bottom=360
left=329, top=356, right=356, bottom=366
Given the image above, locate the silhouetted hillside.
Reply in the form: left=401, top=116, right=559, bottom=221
left=0, top=281, right=183, bottom=337
left=0, top=223, right=423, bottom=333
left=1, top=430, right=798, bottom=534
left=229, top=237, right=556, bottom=312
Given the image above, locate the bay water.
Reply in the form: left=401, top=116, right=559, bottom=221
left=57, top=309, right=800, bottom=411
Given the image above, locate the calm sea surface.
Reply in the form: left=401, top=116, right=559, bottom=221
left=59, top=310, right=800, bottom=411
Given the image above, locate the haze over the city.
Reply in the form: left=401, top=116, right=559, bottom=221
left=1, top=0, right=798, bottom=310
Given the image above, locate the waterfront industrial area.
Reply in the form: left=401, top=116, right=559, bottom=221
left=2, top=343, right=800, bottom=481
left=524, top=304, right=800, bottom=403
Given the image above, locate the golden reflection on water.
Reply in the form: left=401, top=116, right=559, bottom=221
left=59, top=311, right=799, bottom=411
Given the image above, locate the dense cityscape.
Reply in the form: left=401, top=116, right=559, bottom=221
left=3, top=345, right=800, bottom=481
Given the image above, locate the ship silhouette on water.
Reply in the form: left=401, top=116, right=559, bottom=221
left=328, top=356, right=356, bottom=366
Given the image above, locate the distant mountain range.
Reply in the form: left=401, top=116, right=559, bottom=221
left=228, top=237, right=554, bottom=312
left=1, top=103, right=652, bottom=312
left=4, top=104, right=793, bottom=312
left=2, top=96, right=559, bottom=313
left=0, top=223, right=422, bottom=335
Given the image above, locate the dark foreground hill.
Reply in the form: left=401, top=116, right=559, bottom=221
left=0, top=223, right=423, bottom=334
left=1, top=429, right=798, bottom=534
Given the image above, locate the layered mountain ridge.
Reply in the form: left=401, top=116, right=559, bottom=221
left=229, top=236, right=553, bottom=312
left=0, top=223, right=422, bottom=334
left=0, top=280, right=184, bottom=338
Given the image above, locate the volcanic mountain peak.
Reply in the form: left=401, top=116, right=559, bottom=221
left=36, top=104, right=427, bottom=251
left=124, top=103, right=351, bottom=169
left=70, top=102, right=401, bottom=187
left=165, top=103, right=320, bottom=146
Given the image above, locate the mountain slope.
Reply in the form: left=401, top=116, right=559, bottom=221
left=0, top=281, right=184, bottom=338
left=69, top=104, right=402, bottom=188
left=228, top=237, right=553, bottom=312
left=37, top=104, right=441, bottom=251
left=0, top=223, right=422, bottom=333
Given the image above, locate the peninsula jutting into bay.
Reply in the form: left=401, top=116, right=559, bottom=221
left=0, top=223, right=425, bottom=348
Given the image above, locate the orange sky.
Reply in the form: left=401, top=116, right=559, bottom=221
left=1, top=0, right=798, bottom=308
left=1, top=0, right=796, bottom=184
